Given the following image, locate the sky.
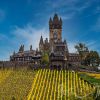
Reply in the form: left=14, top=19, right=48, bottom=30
left=0, top=0, right=100, bottom=60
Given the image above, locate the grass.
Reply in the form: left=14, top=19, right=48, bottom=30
left=78, top=72, right=100, bottom=99
left=0, top=68, right=36, bottom=100
left=78, top=72, right=100, bottom=85
left=0, top=69, right=12, bottom=84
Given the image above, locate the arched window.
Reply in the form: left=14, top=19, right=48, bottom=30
left=54, top=32, right=57, bottom=39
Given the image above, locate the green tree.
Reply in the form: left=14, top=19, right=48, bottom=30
left=75, top=43, right=89, bottom=64
left=85, top=51, right=100, bottom=66
left=41, top=52, right=49, bottom=65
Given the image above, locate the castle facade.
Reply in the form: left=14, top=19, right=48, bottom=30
left=10, top=14, right=81, bottom=67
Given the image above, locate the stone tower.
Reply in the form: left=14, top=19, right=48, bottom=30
left=49, top=13, right=62, bottom=51
left=49, top=13, right=62, bottom=43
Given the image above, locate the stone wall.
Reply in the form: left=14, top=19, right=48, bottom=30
left=0, top=61, right=29, bottom=68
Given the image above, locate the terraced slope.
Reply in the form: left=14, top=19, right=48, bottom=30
left=27, top=69, right=95, bottom=100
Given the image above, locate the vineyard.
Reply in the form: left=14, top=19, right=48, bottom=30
left=0, top=68, right=36, bottom=100
left=0, top=68, right=99, bottom=99
left=27, top=69, right=95, bottom=100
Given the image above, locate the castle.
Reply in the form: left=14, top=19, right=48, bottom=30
left=10, top=14, right=81, bottom=68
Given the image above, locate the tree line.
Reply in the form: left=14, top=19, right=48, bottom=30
left=75, top=43, right=100, bottom=67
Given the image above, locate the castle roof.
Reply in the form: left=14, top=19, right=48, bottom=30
left=12, top=50, right=36, bottom=57
left=53, top=13, right=59, bottom=22
left=49, top=13, right=62, bottom=29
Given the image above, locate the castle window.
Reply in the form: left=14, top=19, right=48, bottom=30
left=54, top=32, right=57, bottom=39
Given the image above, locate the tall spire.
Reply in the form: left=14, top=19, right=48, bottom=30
left=53, top=13, right=59, bottom=22
left=19, top=45, right=24, bottom=52
left=39, top=35, right=43, bottom=44
left=49, top=17, right=52, bottom=24
left=49, top=13, right=62, bottom=29
left=60, top=17, right=62, bottom=25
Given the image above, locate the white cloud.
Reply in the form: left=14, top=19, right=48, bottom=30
left=68, top=42, right=77, bottom=53
left=61, top=12, right=75, bottom=20
left=12, top=24, right=49, bottom=50
left=68, top=40, right=98, bottom=53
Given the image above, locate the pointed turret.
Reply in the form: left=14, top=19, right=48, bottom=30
left=53, top=13, right=59, bottom=22
left=36, top=48, right=38, bottom=52
left=39, top=35, right=43, bottom=44
left=45, top=38, right=48, bottom=43
left=19, top=45, right=22, bottom=52
left=53, top=13, right=60, bottom=26
left=49, top=17, right=52, bottom=24
left=19, top=45, right=24, bottom=52
left=22, top=45, right=24, bottom=52
left=64, top=40, right=69, bottom=53
left=49, top=17, right=53, bottom=29
left=30, top=45, right=32, bottom=51
left=60, top=17, right=62, bottom=25
left=49, top=13, right=62, bottom=29
left=39, top=35, right=44, bottom=52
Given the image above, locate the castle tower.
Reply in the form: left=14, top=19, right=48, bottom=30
left=39, top=35, right=44, bottom=52
left=49, top=13, right=62, bottom=51
left=49, top=13, right=62, bottom=43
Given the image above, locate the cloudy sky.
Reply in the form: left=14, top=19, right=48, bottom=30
left=0, top=0, right=100, bottom=60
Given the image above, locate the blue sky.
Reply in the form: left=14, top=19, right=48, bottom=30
left=0, top=0, right=100, bottom=60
